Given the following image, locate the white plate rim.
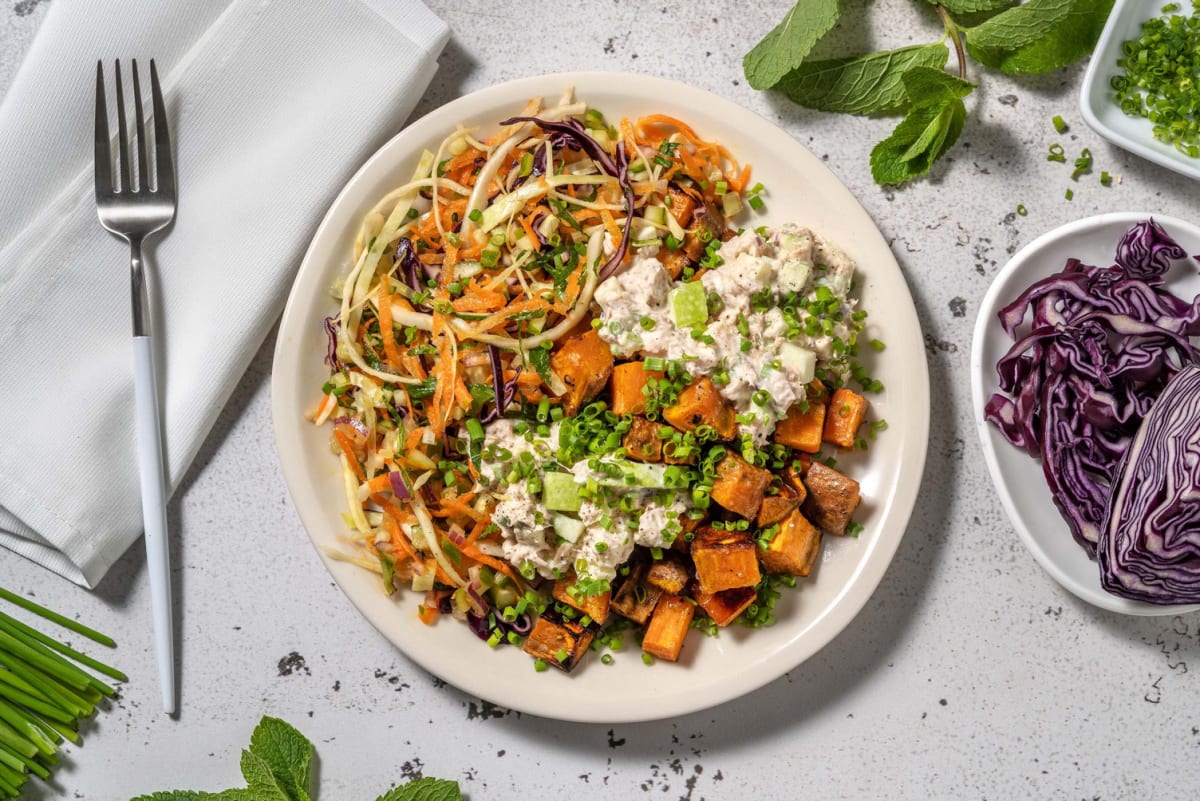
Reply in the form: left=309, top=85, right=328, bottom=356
left=271, top=70, right=932, bottom=721
left=970, top=210, right=1200, bottom=616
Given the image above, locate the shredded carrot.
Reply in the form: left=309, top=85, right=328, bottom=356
left=333, top=430, right=366, bottom=482
left=518, top=213, right=540, bottom=246
left=452, top=288, right=506, bottom=313
left=462, top=518, right=490, bottom=548
left=461, top=543, right=525, bottom=591
left=384, top=511, right=419, bottom=564
left=729, top=163, right=752, bottom=194
left=600, top=208, right=622, bottom=243
left=635, top=114, right=703, bottom=147
left=469, top=298, right=549, bottom=333
left=417, top=604, right=439, bottom=625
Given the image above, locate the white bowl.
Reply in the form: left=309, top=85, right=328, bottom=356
left=1079, top=0, right=1200, bottom=181
left=272, top=72, right=931, bottom=721
left=971, top=212, right=1200, bottom=616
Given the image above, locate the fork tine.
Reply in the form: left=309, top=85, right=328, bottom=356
left=94, top=61, right=112, bottom=196
left=131, top=60, right=149, bottom=193
left=114, top=60, right=130, bottom=193
left=150, top=60, right=174, bottom=196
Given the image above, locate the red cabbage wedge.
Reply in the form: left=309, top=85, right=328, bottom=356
left=1100, top=365, right=1200, bottom=604
left=985, top=220, right=1199, bottom=555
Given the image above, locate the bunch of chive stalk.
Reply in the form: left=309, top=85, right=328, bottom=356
left=0, top=586, right=124, bottom=799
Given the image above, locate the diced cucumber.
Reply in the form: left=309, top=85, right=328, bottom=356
left=778, top=259, right=811, bottom=293
left=721, top=192, right=743, bottom=218
left=553, top=514, right=586, bottom=544
left=593, top=459, right=670, bottom=489
left=670, top=281, right=708, bottom=329
left=644, top=205, right=667, bottom=225
left=543, top=471, right=582, bottom=512
left=779, top=342, right=816, bottom=384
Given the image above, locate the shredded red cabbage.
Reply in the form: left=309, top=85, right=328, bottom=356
left=323, top=315, right=341, bottom=372
left=498, top=115, right=633, bottom=281
left=1099, top=365, right=1200, bottom=603
left=388, top=471, right=411, bottom=501
left=985, top=220, right=1198, bottom=555
left=480, top=344, right=519, bottom=423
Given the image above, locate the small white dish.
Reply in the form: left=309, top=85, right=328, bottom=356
left=1079, top=0, right=1200, bottom=181
left=971, top=212, right=1200, bottom=616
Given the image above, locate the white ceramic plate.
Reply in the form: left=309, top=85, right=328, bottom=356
left=272, top=72, right=930, bottom=722
left=971, top=212, right=1200, bottom=616
left=1080, top=0, right=1200, bottom=181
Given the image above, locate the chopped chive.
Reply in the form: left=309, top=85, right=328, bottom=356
left=1052, top=114, right=1068, bottom=133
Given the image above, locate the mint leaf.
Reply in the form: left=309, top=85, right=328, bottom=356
left=375, top=778, right=465, bottom=801
left=775, top=43, right=948, bottom=115
left=929, top=0, right=1014, bottom=11
left=240, top=751, right=292, bottom=801
left=246, top=717, right=313, bottom=801
left=744, top=0, right=841, bottom=90
left=901, top=66, right=974, bottom=107
left=869, top=68, right=973, bottom=185
left=964, top=0, right=1073, bottom=51
left=129, top=794, right=206, bottom=801
left=965, top=0, right=1114, bottom=74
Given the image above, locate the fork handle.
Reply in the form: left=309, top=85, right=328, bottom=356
left=133, top=335, right=175, bottom=714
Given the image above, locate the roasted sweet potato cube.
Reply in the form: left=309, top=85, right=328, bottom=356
left=671, top=513, right=704, bottom=553
left=709, top=454, right=772, bottom=520
left=823, top=388, right=868, bottom=449
left=781, top=464, right=810, bottom=501
left=667, top=184, right=697, bottom=229
left=682, top=231, right=706, bottom=261
left=551, top=329, right=614, bottom=416
left=691, top=527, right=761, bottom=594
left=802, top=462, right=862, bottom=536
left=775, top=400, right=827, bottom=453
left=758, top=509, right=822, bottom=576
left=660, top=247, right=692, bottom=280
left=663, top=377, right=736, bottom=440
left=641, top=594, right=695, bottom=662
left=523, top=613, right=595, bottom=672
left=552, top=577, right=611, bottom=625
left=610, top=562, right=662, bottom=625
left=610, top=361, right=663, bottom=417
left=757, top=480, right=801, bottom=527
left=646, top=554, right=691, bottom=595
left=693, top=585, right=757, bottom=627
left=622, top=416, right=663, bottom=463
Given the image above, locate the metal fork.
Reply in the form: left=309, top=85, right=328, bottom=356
left=94, top=59, right=177, bottom=715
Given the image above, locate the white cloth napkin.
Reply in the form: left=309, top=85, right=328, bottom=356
left=0, top=0, right=449, bottom=587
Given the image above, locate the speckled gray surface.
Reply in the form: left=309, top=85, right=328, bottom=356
left=2, top=1, right=1200, bottom=798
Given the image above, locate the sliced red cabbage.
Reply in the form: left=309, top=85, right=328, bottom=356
left=1100, top=365, right=1200, bottom=604
left=985, top=219, right=1197, bottom=555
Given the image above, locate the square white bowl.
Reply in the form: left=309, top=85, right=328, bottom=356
left=1079, top=0, right=1200, bottom=181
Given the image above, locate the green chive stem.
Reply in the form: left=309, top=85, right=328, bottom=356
left=0, top=612, right=126, bottom=682
left=0, top=589, right=114, bottom=648
left=0, top=722, right=35, bottom=761
left=0, top=629, right=94, bottom=693
left=0, top=685, right=73, bottom=726
left=0, top=658, right=89, bottom=718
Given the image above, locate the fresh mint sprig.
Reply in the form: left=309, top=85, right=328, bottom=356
left=129, top=717, right=464, bottom=801
left=744, top=0, right=1116, bottom=186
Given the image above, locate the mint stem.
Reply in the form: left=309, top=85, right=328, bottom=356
left=936, top=6, right=967, bottom=80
